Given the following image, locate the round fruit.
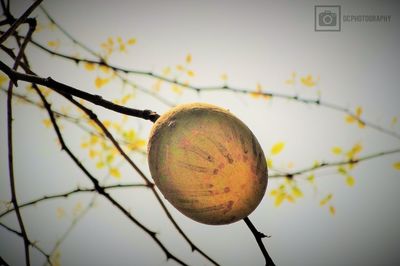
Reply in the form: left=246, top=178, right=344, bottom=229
left=147, top=103, right=268, bottom=225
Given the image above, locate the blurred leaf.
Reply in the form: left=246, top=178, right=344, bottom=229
left=331, top=146, right=342, bottom=155
left=346, top=176, right=355, bottom=187
left=186, top=53, right=192, bottom=64
left=0, top=74, right=8, bottom=86
left=274, top=193, right=285, bottom=207
left=393, top=162, right=400, bottom=170
left=95, top=77, right=110, bottom=89
left=292, top=186, right=303, bottom=198
left=110, top=168, right=121, bottom=179
left=271, top=142, right=285, bottom=155
left=300, top=74, right=317, bottom=87
left=320, top=193, right=333, bottom=206
left=329, top=205, right=336, bottom=216
left=127, top=38, right=136, bottom=45
left=84, top=62, right=96, bottom=71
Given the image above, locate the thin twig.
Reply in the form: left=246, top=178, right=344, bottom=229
left=243, top=217, right=275, bottom=266
left=0, top=61, right=160, bottom=122
left=24, top=36, right=400, bottom=141
left=0, top=0, right=42, bottom=44
left=0, top=222, right=52, bottom=265
left=5, top=17, right=37, bottom=266
left=0, top=183, right=149, bottom=218
left=270, top=147, right=400, bottom=179
left=32, top=82, right=188, bottom=266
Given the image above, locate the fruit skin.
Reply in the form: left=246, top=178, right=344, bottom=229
left=148, top=103, right=268, bottom=225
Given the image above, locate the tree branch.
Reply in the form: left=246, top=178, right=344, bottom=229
left=270, top=147, right=400, bottom=179
left=0, top=61, right=160, bottom=122
left=0, top=44, right=218, bottom=264
left=31, top=83, right=189, bottom=265
left=0, top=183, right=149, bottom=218
left=243, top=217, right=275, bottom=266
left=5, top=17, right=37, bottom=266
left=23, top=35, right=400, bottom=140
left=0, top=0, right=42, bottom=44
left=0, top=222, right=52, bottom=265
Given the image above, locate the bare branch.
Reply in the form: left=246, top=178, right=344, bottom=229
left=0, top=0, right=42, bottom=44
left=0, top=61, right=160, bottom=122
left=0, top=183, right=149, bottom=218
left=5, top=17, right=37, bottom=266
left=270, top=148, right=400, bottom=179
left=24, top=36, right=400, bottom=140
left=243, top=217, right=275, bottom=266
left=31, top=79, right=188, bottom=265
left=0, top=222, right=52, bottom=265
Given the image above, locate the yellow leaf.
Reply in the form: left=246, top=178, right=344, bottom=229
left=127, top=38, right=136, bottom=45
left=42, top=119, right=52, bottom=128
left=345, top=115, right=355, bottom=124
left=285, top=72, right=296, bottom=85
left=84, top=62, right=96, bottom=71
left=80, top=142, right=89, bottom=148
left=95, top=77, right=110, bottom=89
left=162, top=67, right=171, bottom=76
left=220, top=73, right=228, bottom=81
left=103, top=120, right=111, bottom=128
left=347, top=143, right=363, bottom=158
left=73, top=202, right=82, bottom=216
left=286, top=195, right=295, bottom=203
left=128, top=139, right=146, bottom=150
left=274, top=193, right=285, bottom=207
left=110, top=168, right=121, bottom=179
left=346, top=176, right=355, bottom=187
left=393, top=162, right=400, bottom=170
left=355, top=106, right=363, bottom=117
left=307, top=174, right=315, bottom=183
left=292, top=186, right=303, bottom=198
left=331, top=146, right=342, bottom=155
left=391, top=117, right=398, bottom=126
left=300, top=74, right=317, bottom=87
left=99, top=65, right=111, bottom=74
left=89, top=149, right=98, bottom=159
left=267, top=159, right=273, bottom=168
left=90, top=135, right=99, bottom=145
left=320, top=193, right=333, bottom=206
left=270, top=189, right=278, bottom=196
left=186, top=53, right=192, bottom=64
left=187, top=70, right=195, bottom=77
left=271, top=142, right=285, bottom=155
left=56, top=207, right=65, bottom=219
left=47, top=40, right=60, bottom=48
left=176, top=65, right=185, bottom=71
left=337, top=166, right=347, bottom=175
left=0, top=74, right=8, bottom=86
left=119, top=43, right=126, bottom=52
left=357, top=121, right=365, bottom=128
left=250, top=84, right=262, bottom=99
left=106, top=154, right=114, bottom=164
left=171, top=84, right=183, bottom=94
left=329, top=205, right=336, bottom=216
left=96, top=161, right=105, bottom=169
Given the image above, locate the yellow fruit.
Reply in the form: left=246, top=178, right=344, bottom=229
left=147, top=103, right=268, bottom=225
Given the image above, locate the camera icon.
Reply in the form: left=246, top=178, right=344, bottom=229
left=315, top=5, right=341, bottom=31
left=319, top=10, right=337, bottom=26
